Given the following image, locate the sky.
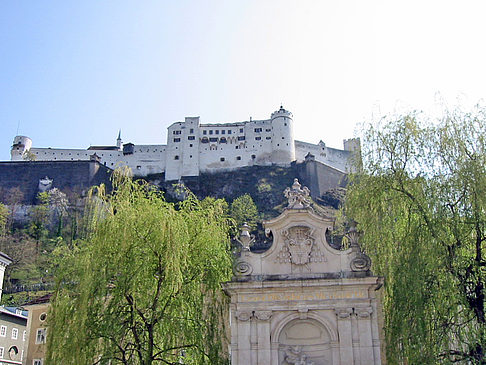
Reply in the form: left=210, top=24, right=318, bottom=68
left=2, top=1, right=486, bottom=161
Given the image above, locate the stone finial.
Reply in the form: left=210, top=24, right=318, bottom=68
left=236, top=223, right=255, bottom=251
left=346, top=221, right=360, bottom=249
left=284, top=178, right=311, bottom=209
left=345, top=221, right=372, bottom=272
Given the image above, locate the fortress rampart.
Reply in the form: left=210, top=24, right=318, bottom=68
left=10, top=107, right=359, bottom=181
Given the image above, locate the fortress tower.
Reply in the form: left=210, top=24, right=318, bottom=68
left=11, top=136, right=33, bottom=161
left=270, top=106, right=295, bottom=165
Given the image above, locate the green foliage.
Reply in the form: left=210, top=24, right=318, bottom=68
left=47, top=172, right=232, bottom=365
left=28, top=192, right=50, bottom=241
left=230, top=193, right=259, bottom=231
left=345, top=107, right=486, bottom=364
left=22, top=150, right=37, bottom=161
left=0, top=204, right=8, bottom=236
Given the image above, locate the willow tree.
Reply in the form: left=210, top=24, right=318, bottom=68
left=47, top=173, right=232, bottom=365
left=345, top=107, right=486, bottom=364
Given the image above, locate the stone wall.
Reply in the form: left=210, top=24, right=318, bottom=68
left=0, top=161, right=113, bottom=204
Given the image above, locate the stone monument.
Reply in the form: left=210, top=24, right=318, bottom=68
left=223, top=179, right=383, bottom=365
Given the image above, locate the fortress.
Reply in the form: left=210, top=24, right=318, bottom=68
left=10, top=106, right=359, bottom=181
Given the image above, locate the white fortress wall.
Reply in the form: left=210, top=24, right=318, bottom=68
left=165, top=121, right=185, bottom=181
left=10, top=107, right=357, bottom=180
left=294, top=140, right=352, bottom=172
left=119, top=144, right=167, bottom=176
left=198, top=122, right=247, bottom=174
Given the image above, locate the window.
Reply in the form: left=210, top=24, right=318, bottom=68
left=189, top=144, right=193, bottom=147
left=239, top=128, right=244, bottom=133
left=209, top=130, right=213, bottom=135
left=228, top=130, right=232, bottom=134
left=201, top=137, right=209, bottom=144
left=219, top=137, right=227, bottom=144
left=237, top=136, right=245, bottom=141
left=266, top=137, right=271, bottom=140
left=173, top=138, right=181, bottom=142
left=265, top=128, right=271, bottom=132
left=33, top=360, right=43, bottom=365
left=136, top=166, right=141, bottom=170
left=255, top=137, right=261, bottom=141
left=254, top=128, right=262, bottom=133
left=235, top=146, right=239, bottom=149
left=0, top=347, right=3, bottom=358
left=284, top=122, right=287, bottom=126
left=0, top=326, right=6, bottom=337
left=221, top=130, right=225, bottom=135
left=203, top=130, right=207, bottom=135
left=35, top=328, right=46, bottom=344
left=209, top=138, right=218, bottom=142
left=251, top=154, right=256, bottom=159
left=189, top=128, right=194, bottom=133
left=173, top=130, right=181, bottom=135
left=188, top=136, right=195, bottom=140
left=220, top=157, right=225, bottom=162
left=215, top=130, right=219, bottom=135
left=174, top=155, right=179, bottom=160
left=15, top=309, right=22, bottom=315
left=8, top=346, right=18, bottom=360
left=236, top=156, right=241, bottom=160
left=12, top=328, right=18, bottom=340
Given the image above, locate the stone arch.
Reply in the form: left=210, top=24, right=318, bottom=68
left=271, top=312, right=338, bottom=344
left=272, top=313, right=337, bottom=365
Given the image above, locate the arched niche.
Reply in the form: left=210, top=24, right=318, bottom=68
left=272, top=314, right=337, bottom=365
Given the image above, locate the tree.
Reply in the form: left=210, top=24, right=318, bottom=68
left=230, top=194, right=259, bottom=231
left=22, top=149, right=37, bottom=161
left=48, top=188, right=68, bottom=236
left=345, top=108, right=486, bottom=364
left=4, top=187, right=24, bottom=231
left=29, top=192, right=50, bottom=241
left=47, top=173, right=232, bottom=365
left=0, top=204, right=8, bottom=237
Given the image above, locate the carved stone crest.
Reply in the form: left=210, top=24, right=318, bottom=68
left=276, top=226, right=326, bottom=267
left=284, top=179, right=311, bottom=209
left=282, top=226, right=314, bottom=265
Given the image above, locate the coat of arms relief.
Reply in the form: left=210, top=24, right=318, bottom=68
left=276, top=226, right=326, bottom=268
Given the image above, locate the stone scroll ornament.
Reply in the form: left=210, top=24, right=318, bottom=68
left=232, top=259, right=253, bottom=276
left=284, top=346, right=315, bottom=365
left=284, top=178, right=311, bottom=209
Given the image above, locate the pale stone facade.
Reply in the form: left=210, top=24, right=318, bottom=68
left=223, top=180, right=382, bottom=365
left=10, top=107, right=359, bottom=181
